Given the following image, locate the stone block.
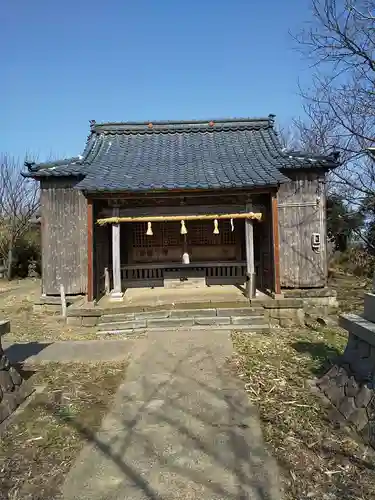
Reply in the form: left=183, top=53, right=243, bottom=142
left=67, top=308, right=101, bottom=317
left=263, top=299, right=303, bottom=309
left=146, top=318, right=194, bottom=329
left=339, top=314, right=375, bottom=347
left=324, top=383, right=345, bottom=407
left=82, top=316, right=98, bottom=327
left=338, top=397, right=356, bottom=419
left=283, top=287, right=337, bottom=298
left=0, top=370, right=14, bottom=392
left=348, top=407, right=369, bottom=431
left=364, top=293, right=375, bottom=323
left=355, top=386, right=372, bottom=408
left=98, top=320, right=147, bottom=331
left=194, top=317, right=230, bottom=326
left=170, top=309, right=216, bottom=319
left=316, top=373, right=332, bottom=392
left=0, top=355, right=10, bottom=371
left=217, top=308, right=253, bottom=317
left=101, top=313, right=135, bottom=322
left=344, top=376, right=359, bottom=398
left=163, top=278, right=206, bottom=289
left=334, top=367, right=350, bottom=387
left=66, top=316, right=82, bottom=326
left=134, top=311, right=169, bottom=320
left=9, top=367, right=22, bottom=386
left=267, top=307, right=304, bottom=327
left=232, top=316, right=267, bottom=326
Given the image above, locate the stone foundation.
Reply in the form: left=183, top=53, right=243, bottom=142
left=316, top=282, right=375, bottom=449
left=0, top=321, right=33, bottom=425
left=33, top=294, right=85, bottom=314
left=283, top=287, right=338, bottom=315
left=262, top=299, right=305, bottom=328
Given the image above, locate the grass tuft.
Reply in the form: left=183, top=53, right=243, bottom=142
left=232, top=327, right=375, bottom=500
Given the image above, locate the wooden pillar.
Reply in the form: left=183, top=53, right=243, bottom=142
left=271, top=192, right=281, bottom=295
left=245, top=206, right=255, bottom=298
left=87, top=198, right=94, bottom=302
left=111, top=207, right=123, bottom=300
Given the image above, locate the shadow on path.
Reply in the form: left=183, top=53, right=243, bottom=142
left=50, top=331, right=281, bottom=499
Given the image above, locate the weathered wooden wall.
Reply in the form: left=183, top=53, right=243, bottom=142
left=278, top=171, right=326, bottom=288
left=40, top=179, right=88, bottom=295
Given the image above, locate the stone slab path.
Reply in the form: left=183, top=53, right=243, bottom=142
left=4, top=339, right=132, bottom=364
left=61, top=330, right=281, bottom=500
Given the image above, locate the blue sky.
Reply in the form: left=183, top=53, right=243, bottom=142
left=1, top=0, right=313, bottom=160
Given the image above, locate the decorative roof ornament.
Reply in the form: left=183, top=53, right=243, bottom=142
left=213, top=219, right=219, bottom=234
left=180, top=220, right=187, bottom=235
left=146, top=221, right=153, bottom=236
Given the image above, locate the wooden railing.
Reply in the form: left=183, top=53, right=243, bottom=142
left=97, top=262, right=250, bottom=297
left=116, top=261, right=247, bottom=287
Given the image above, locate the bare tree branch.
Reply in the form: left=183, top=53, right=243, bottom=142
left=0, top=153, right=40, bottom=279
left=293, top=0, right=375, bottom=214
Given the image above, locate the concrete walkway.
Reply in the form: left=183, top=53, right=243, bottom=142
left=61, top=330, right=281, bottom=500
left=4, top=339, right=133, bottom=364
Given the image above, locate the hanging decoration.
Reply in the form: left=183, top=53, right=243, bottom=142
left=180, top=220, right=187, bottom=235
left=96, top=212, right=262, bottom=225
left=182, top=252, right=190, bottom=264
left=213, top=219, right=219, bottom=234
left=230, top=218, right=234, bottom=232
left=146, top=221, right=153, bottom=236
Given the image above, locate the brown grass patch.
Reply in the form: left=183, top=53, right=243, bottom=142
left=0, top=361, right=126, bottom=499
left=0, top=279, right=99, bottom=341
left=232, top=328, right=375, bottom=500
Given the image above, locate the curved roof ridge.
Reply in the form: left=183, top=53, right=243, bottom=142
left=90, top=115, right=276, bottom=134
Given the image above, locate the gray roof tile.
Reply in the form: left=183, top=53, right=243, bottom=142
left=22, top=117, right=339, bottom=191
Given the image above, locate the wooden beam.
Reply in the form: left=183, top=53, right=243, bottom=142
left=87, top=198, right=94, bottom=302
left=271, top=193, right=281, bottom=295
left=97, top=212, right=262, bottom=225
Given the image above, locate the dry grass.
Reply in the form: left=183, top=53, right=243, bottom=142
left=329, top=271, right=372, bottom=314
left=232, top=327, right=375, bottom=500
left=0, top=361, right=126, bottom=500
left=0, top=279, right=98, bottom=341
left=231, top=273, right=375, bottom=499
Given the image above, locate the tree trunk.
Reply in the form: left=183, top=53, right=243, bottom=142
left=7, top=246, right=13, bottom=281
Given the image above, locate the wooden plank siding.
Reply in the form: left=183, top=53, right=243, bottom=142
left=40, top=179, right=88, bottom=295
left=278, top=172, right=326, bottom=288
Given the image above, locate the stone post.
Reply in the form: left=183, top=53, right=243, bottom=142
left=316, top=275, right=375, bottom=448
left=0, top=321, right=33, bottom=424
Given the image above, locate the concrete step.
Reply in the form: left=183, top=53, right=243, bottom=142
left=97, top=323, right=270, bottom=336
left=98, top=315, right=268, bottom=332
left=98, top=307, right=264, bottom=325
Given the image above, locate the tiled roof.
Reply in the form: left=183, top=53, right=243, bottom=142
left=23, top=116, right=339, bottom=192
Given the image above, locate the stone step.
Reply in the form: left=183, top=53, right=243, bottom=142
left=98, top=315, right=267, bottom=332
left=98, top=307, right=264, bottom=325
left=164, top=277, right=206, bottom=289
left=97, top=323, right=270, bottom=336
